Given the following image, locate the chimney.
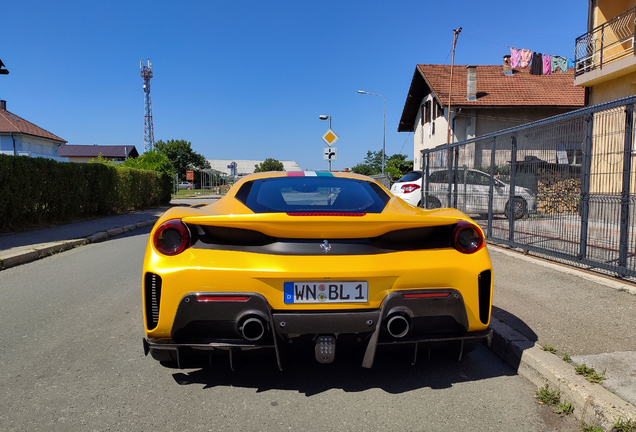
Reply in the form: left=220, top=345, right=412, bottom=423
left=466, top=65, right=477, bottom=101
left=503, top=55, right=513, bottom=76
left=0, top=100, right=6, bottom=110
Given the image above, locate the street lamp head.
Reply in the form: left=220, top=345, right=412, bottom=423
left=357, top=90, right=367, bottom=94
left=319, top=115, right=329, bottom=120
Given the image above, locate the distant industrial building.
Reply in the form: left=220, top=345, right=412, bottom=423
left=207, top=159, right=302, bottom=178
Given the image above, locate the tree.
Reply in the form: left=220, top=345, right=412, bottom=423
left=254, top=158, right=284, bottom=173
left=122, top=149, right=174, bottom=177
left=351, top=151, right=413, bottom=181
left=154, top=139, right=210, bottom=180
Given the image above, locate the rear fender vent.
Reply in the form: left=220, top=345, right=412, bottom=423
left=478, top=270, right=492, bottom=325
left=144, top=272, right=162, bottom=330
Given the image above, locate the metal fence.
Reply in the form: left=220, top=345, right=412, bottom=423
left=421, top=95, right=636, bottom=279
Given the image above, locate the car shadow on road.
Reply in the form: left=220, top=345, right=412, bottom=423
left=491, top=306, right=538, bottom=343
left=169, top=341, right=518, bottom=396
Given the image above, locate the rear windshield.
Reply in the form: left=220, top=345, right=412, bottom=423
left=235, top=177, right=390, bottom=213
left=396, top=171, right=422, bottom=183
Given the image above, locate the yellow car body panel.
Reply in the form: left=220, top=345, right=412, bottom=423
left=142, top=171, right=493, bottom=367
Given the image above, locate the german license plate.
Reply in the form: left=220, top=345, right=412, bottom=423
left=283, top=281, right=368, bottom=304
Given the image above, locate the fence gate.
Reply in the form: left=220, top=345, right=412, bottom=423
left=421, top=95, right=636, bottom=279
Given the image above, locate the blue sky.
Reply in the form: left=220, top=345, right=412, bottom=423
left=2, top=0, right=586, bottom=171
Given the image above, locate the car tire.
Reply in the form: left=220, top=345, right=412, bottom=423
left=505, top=197, right=527, bottom=220
left=425, top=196, right=442, bottom=209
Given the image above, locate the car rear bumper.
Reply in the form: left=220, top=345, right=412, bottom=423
left=143, top=288, right=493, bottom=369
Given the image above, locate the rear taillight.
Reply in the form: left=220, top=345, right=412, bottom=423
left=401, top=184, right=421, bottom=194
left=153, top=219, right=191, bottom=255
left=452, top=220, right=484, bottom=254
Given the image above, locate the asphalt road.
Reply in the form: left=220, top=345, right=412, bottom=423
left=0, top=228, right=581, bottom=431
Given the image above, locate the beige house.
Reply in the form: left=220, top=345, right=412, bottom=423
left=398, top=63, right=585, bottom=168
left=574, top=1, right=636, bottom=195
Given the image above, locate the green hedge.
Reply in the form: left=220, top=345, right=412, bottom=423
left=0, top=154, right=171, bottom=232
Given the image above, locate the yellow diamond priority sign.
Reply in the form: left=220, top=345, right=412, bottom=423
left=322, top=129, right=339, bottom=146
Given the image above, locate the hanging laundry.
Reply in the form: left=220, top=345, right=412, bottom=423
left=552, top=55, right=567, bottom=73
left=520, top=49, right=533, bottom=67
left=543, top=54, right=552, bottom=75
left=567, top=58, right=575, bottom=69
left=510, top=47, right=521, bottom=68
left=530, top=52, right=543, bottom=75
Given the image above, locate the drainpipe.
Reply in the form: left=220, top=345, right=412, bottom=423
left=450, top=108, right=462, bottom=144
left=10, top=132, right=16, bottom=156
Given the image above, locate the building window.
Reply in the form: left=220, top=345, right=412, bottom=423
left=425, top=100, right=432, bottom=123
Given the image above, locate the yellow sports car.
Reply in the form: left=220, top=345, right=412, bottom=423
left=142, top=171, right=493, bottom=368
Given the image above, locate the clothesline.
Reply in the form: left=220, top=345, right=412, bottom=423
left=510, top=47, right=574, bottom=75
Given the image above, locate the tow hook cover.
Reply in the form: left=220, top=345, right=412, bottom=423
left=315, top=335, right=336, bottom=363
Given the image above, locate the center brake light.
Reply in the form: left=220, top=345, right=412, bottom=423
left=401, top=184, right=421, bottom=194
left=287, top=212, right=366, bottom=217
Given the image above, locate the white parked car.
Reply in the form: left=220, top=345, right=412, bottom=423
left=391, top=169, right=536, bottom=220
left=178, top=181, right=192, bottom=190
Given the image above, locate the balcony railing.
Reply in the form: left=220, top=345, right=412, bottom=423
left=575, top=6, right=636, bottom=77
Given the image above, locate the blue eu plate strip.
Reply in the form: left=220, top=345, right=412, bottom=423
left=284, top=282, right=294, bottom=304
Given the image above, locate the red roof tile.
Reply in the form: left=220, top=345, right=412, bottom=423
left=417, top=64, right=585, bottom=107
left=398, top=64, right=585, bottom=132
left=0, top=107, right=66, bottom=143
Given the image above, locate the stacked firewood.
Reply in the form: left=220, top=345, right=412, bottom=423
left=536, top=176, right=581, bottom=214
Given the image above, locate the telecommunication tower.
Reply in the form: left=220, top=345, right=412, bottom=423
left=140, top=59, right=155, bottom=151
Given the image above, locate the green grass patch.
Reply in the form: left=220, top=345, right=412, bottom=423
left=575, top=364, right=606, bottom=384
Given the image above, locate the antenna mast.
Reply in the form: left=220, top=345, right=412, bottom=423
left=140, top=59, right=155, bottom=151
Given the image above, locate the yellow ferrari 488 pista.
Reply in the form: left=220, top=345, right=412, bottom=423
left=142, top=171, right=493, bottom=369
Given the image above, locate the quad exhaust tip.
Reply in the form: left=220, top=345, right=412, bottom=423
left=386, top=314, right=410, bottom=338
left=240, top=317, right=266, bottom=341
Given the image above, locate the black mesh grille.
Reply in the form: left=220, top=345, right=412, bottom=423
left=478, top=270, right=492, bottom=325
left=144, top=272, right=162, bottom=330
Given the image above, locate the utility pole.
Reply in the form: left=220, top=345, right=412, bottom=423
left=446, top=27, right=462, bottom=145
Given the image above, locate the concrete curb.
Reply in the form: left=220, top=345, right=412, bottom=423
left=0, top=218, right=157, bottom=271
left=488, top=319, right=636, bottom=430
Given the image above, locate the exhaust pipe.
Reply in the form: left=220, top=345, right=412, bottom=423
left=386, top=314, right=410, bottom=339
left=240, top=317, right=266, bottom=341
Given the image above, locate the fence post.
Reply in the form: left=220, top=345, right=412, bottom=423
left=424, top=152, right=430, bottom=208
left=453, top=146, right=460, bottom=208
left=488, top=137, right=496, bottom=238
left=619, top=104, right=634, bottom=271
left=447, top=147, right=454, bottom=208
left=580, top=114, right=593, bottom=260
left=508, top=134, right=517, bottom=242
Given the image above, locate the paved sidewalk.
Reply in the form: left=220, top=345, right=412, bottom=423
left=0, top=198, right=634, bottom=430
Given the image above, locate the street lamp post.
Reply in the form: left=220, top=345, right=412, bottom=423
left=358, top=90, right=385, bottom=173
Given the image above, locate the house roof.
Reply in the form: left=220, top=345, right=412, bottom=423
left=0, top=106, right=66, bottom=143
left=398, top=64, right=586, bottom=132
left=207, top=159, right=302, bottom=176
left=57, top=144, right=139, bottom=159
